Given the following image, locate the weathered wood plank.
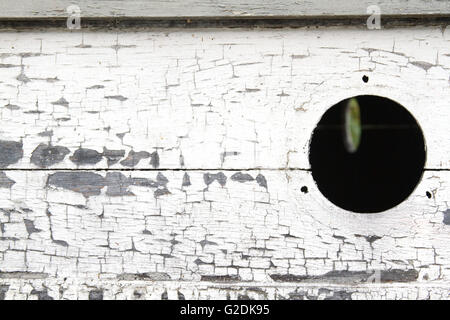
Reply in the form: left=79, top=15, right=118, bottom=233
left=0, top=0, right=449, bottom=19
left=0, top=28, right=449, bottom=170
left=0, top=170, right=449, bottom=288
left=0, top=21, right=449, bottom=300
left=1, top=279, right=449, bottom=300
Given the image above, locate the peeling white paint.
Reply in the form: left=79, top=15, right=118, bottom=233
left=0, top=169, right=449, bottom=299
left=0, top=26, right=449, bottom=299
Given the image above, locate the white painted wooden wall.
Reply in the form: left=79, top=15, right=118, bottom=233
left=0, top=26, right=449, bottom=300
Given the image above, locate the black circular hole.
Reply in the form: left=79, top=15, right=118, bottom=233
left=426, top=191, right=432, bottom=199
left=362, top=75, right=369, bottom=83
left=309, top=95, right=426, bottom=213
left=301, top=186, right=308, bottom=193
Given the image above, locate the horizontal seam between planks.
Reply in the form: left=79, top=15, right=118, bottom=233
left=0, top=15, right=450, bottom=30
left=0, top=167, right=312, bottom=172
left=0, top=168, right=448, bottom=172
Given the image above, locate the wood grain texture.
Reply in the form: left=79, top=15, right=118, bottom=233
left=0, top=28, right=449, bottom=170
left=0, top=169, right=449, bottom=300
left=1, top=279, right=450, bottom=300
left=0, top=26, right=449, bottom=299
left=0, top=0, right=449, bottom=18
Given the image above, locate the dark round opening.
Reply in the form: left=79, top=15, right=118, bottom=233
left=362, top=75, right=369, bottom=83
left=301, top=186, right=308, bottom=193
left=309, top=95, right=426, bottom=213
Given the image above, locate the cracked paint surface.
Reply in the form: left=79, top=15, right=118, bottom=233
left=0, top=27, right=448, bottom=170
left=0, top=26, right=449, bottom=299
left=0, top=170, right=449, bottom=299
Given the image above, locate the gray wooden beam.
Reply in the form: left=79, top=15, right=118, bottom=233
left=0, top=0, right=449, bottom=19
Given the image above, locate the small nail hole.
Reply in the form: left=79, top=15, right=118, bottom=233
left=426, top=191, right=432, bottom=199
left=301, top=186, right=308, bottom=193
left=362, top=75, right=369, bottom=83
